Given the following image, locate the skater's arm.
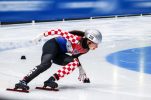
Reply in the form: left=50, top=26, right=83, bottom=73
left=32, top=29, right=81, bottom=44
left=32, top=29, right=57, bottom=43
left=32, top=33, right=44, bottom=44
left=78, top=65, right=90, bottom=83
left=44, top=29, right=81, bottom=44
left=75, top=56, right=90, bottom=83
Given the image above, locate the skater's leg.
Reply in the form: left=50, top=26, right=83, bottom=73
left=15, top=39, right=60, bottom=90
left=53, top=54, right=75, bottom=66
left=23, top=54, right=53, bottom=83
left=23, top=39, right=60, bottom=83
left=15, top=54, right=54, bottom=90
left=44, top=58, right=79, bottom=88
left=54, top=58, right=79, bottom=80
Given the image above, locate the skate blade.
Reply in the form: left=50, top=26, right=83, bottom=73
left=35, top=87, right=59, bottom=91
left=6, top=88, right=29, bottom=93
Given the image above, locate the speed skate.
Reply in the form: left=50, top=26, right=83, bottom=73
left=35, top=86, right=59, bottom=91
left=6, top=88, right=29, bottom=93
left=6, top=87, right=59, bottom=93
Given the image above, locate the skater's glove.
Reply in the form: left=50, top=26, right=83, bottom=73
left=78, top=66, right=90, bottom=83
left=83, top=78, right=90, bottom=83
left=32, top=33, right=44, bottom=44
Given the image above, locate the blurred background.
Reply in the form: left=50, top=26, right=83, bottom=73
left=0, top=0, right=151, bottom=23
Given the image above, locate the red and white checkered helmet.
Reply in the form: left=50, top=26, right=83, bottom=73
left=85, top=29, right=102, bottom=44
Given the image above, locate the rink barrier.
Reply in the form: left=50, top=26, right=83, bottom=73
left=89, top=13, right=151, bottom=19
left=0, top=13, right=151, bottom=25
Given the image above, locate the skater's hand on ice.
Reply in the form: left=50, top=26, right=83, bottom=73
left=78, top=66, right=90, bottom=83
left=83, top=78, right=90, bottom=83
left=78, top=74, right=90, bottom=83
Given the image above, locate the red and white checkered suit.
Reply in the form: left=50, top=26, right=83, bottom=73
left=55, top=58, right=79, bottom=80
left=43, top=29, right=88, bottom=80
left=44, top=29, right=81, bottom=44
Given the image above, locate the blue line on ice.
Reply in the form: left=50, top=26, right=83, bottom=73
left=106, top=46, right=151, bottom=74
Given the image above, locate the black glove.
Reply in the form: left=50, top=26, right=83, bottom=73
left=83, top=78, right=90, bottom=83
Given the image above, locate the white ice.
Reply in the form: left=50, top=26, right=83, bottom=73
left=0, top=15, right=151, bottom=100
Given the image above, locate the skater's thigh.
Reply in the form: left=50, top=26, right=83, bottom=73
left=41, top=38, right=60, bottom=62
left=53, top=54, right=74, bottom=66
left=42, top=39, right=60, bottom=56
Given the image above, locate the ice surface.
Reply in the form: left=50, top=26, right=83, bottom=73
left=0, top=15, right=151, bottom=100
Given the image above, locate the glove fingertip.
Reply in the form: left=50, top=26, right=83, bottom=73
left=83, top=78, right=90, bottom=83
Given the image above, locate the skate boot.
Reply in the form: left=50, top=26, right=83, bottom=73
left=15, top=80, right=29, bottom=90
left=44, top=76, right=58, bottom=89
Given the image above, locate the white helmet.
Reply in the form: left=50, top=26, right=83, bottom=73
left=85, top=29, right=102, bottom=44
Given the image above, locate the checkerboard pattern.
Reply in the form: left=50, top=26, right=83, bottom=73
left=44, top=29, right=81, bottom=44
left=56, top=59, right=79, bottom=80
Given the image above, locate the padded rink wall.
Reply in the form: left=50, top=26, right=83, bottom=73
left=0, top=0, right=151, bottom=23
